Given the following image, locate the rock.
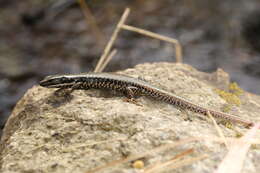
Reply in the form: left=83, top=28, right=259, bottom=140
left=0, top=63, right=259, bottom=173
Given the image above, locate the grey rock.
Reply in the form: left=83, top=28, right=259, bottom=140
left=1, top=63, right=259, bottom=173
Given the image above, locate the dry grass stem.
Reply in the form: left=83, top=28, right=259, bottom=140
left=207, top=111, right=228, bottom=149
left=144, top=149, right=194, bottom=173
left=99, top=49, right=117, bottom=72
left=203, top=136, right=260, bottom=144
left=85, top=135, right=260, bottom=173
left=165, top=149, right=194, bottom=164
left=78, top=0, right=105, bottom=48
left=146, top=154, right=208, bottom=173
left=94, top=8, right=130, bottom=72
left=94, top=7, right=183, bottom=72
left=247, top=93, right=260, bottom=108
left=165, top=154, right=208, bottom=172
left=85, top=138, right=200, bottom=173
left=216, top=122, right=260, bottom=173
left=121, top=24, right=183, bottom=63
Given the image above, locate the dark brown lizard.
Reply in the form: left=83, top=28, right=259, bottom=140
left=39, top=72, right=254, bottom=127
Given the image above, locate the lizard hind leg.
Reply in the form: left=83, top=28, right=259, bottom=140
left=123, top=86, right=143, bottom=106
left=125, top=86, right=141, bottom=98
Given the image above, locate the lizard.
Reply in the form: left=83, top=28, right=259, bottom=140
left=39, top=72, right=254, bottom=128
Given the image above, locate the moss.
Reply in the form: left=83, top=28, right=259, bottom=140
left=214, top=83, right=245, bottom=129
left=214, top=89, right=241, bottom=106
left=221, top=104, right=232, bottom=113
left=228, top=82, right=244, bottom=96
left=215, top=82, right=244, bottom=107
left=221, top=122, right=243, bottom=136
left=223, top=121, right=234, bottom=129
left=251, top=144, right=260, bottom=150
left=235, top=132, right=243, bottom=138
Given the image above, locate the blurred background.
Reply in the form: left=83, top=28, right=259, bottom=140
left=1, top=0, right=260, bottom=133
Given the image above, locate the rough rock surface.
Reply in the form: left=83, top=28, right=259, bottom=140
left=0, top=63, right=260, bottom=173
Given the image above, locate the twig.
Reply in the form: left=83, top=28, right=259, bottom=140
left=94, top=8, right=130, bottom=72
left=85, top=138, right=200, bottom=173
left=215, top=122, right=260, bottom=173
left=144, top=149, right=194, bottom=173
left=85, top=136, right=260, bottom=173
left=120, top=24, right=183, bottom=63
left=207, top=111, right=229, bottom=149
left=165, top=154, right=208, bottom=172
left=78, top=0, right=105, bottom=48
left=99, top=49, right=117, bottom=72
left=94, top=7, right=183, bottom=72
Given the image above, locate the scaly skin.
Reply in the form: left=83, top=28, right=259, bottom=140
left=40, top=72, right=254, bottom=127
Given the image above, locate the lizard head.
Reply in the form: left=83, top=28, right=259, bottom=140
left=39, top=75, right=74, bottom=88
